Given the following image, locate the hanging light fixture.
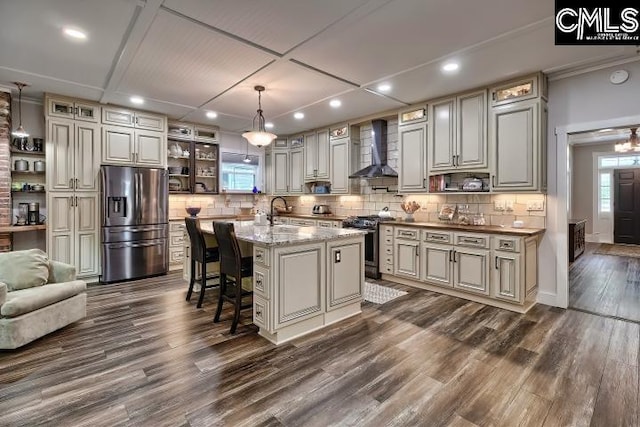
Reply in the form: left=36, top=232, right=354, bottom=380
left=615, top=127, right=640, bottom=152
left=12, top=82, right=29, bottom=138
left=242, top=85, right=276, bottom=148
left=243, top=139, right=251, bottom=163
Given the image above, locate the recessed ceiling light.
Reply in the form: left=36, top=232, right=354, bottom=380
left=377, top=84, right=391, bottom=92
left=63, top=27, right=87, bottom=40
left=206, top=111, right=218, bottom=119
left=294, top=112, right=304, bottom=120
left=442, top=62, right=459, bottom=72
left=598, top=128, right=613, bottom=132
left=130, top=96, right=144, bottom=105
left=329, top=99, right=342, bottom=108
left=265, top=122, right=274, bottom=129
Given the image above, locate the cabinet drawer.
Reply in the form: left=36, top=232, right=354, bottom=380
left=169, top=247, right=184, bottom=264
left=289, top=219, right=317, bottom=227
left=382, top=225, right=394, bottom=236
left=384, top=246, right=393, bottom=255
left=381, top=265, right=394, bottom=274
left=253, top=246, right=270, bottom=267
left=423, top=231, right=452, bottom=244
left=384, top=255, right=394, bottom=265
left=383, top=236, right=393, bottom=246
left=253, top=295, right=271, bottom=332
left=454, top=233, right=490, bottom=249
left=493, top=236, right=521, bottom=252
left=169, top=232, right=184, bottom=247
left=317, top=221, right=333, bottom=228
left=396, top=228, right=419, bottom=240
left=253, top=265, right=270, bottom=299
left=169, top=221, right=186, bottom=232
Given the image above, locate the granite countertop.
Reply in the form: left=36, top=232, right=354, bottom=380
left=170, top=213, right=346, bottom=222
left=389, top=220, right=545, bottom=237
left=199, top=221, right=366, bottom=246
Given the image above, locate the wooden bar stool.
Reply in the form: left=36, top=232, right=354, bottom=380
left=185, top=217, right=220, bottom=308
left=212, top=221, right=253, bottom=334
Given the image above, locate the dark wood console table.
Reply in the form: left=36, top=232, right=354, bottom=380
left=569, top=219, right=587, bottom=262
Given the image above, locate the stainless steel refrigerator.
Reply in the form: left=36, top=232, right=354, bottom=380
left=100, top=165, right=168, bottom=283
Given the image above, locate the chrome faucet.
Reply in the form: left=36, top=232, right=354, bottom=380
left=269, top=197, right=288, bottom=226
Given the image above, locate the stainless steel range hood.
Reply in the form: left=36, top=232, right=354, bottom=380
left=349, top=119, right=398, bottom=179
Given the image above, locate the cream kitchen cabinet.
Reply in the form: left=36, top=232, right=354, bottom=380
left=490, top=99, right=546, bottom=192
left=47, top=193, right=100, bottom=279
left=267, top=148, right=304, bottom=195
left=102, top=126, right=166, bottom=168
left=47, top=96, right=100, bottom=123
left=420, top=230, right=454, bottom=288
left=289, top=218, right=317, bottom=227
left=394, top=228, right=420, bottom=279
left=326, top=238, right=364, bottom=310
left=398, top=121, right=428, bottom=192
left=264, top=151, right=273, bottom=194
left=429, top=90, right=488, bottom=172
left=329, top=133, right=359, bottom=195
left=379, top=224, right=541, bottom=313
left=169, top=220, right=186, bottom=270
left=47, top=119, right=101, bottom=192
left=289, top=148, right=305, bottom=194
left=379, top=225, right=394, bottom=275
left=102, top=106, right=166, bottom=132
left=491, top=235, right=538, bottom=303
left=304, top=129, right=330, bottom=181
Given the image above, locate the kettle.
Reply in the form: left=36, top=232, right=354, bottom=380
left=378, top=207, right=392, bottom=218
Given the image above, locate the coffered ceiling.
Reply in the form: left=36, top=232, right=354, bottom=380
left=0, top=0, right=636, bottom=135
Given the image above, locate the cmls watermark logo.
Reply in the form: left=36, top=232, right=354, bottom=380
left=555, top=0, right=639, bottom=45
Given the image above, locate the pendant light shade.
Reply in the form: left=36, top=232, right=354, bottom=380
left=12, top=82, right=29, bottom=138
left=615, top=128, right=640, bottom=153
left=242, top=85, right=276, bottom=148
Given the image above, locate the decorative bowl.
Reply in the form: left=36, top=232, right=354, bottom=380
left=186, top=206, right=201, bottom=217
left=168, top=166, right=182, bottom=175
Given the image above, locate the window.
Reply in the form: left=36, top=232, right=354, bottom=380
left=220, top=152, right=260, bottom=192
left=599, top=172, right=612, bottom=213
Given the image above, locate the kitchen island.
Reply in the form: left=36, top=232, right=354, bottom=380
left=199, top=221, right=366, bottom=344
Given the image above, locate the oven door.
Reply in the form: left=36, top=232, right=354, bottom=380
left=363, top=229, right=377, bottom=266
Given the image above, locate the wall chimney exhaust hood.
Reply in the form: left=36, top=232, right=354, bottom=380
left=349, top=119, right=398, bottom=179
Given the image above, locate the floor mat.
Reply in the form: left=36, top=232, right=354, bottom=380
left=594, top=243, right=640, bottom=258
left=363, top=282, right=408, bottom=304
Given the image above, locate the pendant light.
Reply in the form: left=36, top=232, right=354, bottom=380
left=243, top=139, right=251, bottom=163
left=242, top=85, right=276, bottom=148
left=11, top=82, right=29, bottom=138
left=615, top=128, right=639, bottom=152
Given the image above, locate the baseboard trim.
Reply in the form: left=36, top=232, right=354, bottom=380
left=536, top=291, right=560, bottom=307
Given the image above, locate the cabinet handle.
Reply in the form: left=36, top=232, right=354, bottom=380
left=495, top=256, right=499, bottom=269
left=69, top=178, right=73, bottom=189
left=423, top=178, right=427, bottom=189
left=452, top=155, right=456, bottom=167
left=256, top=308, right=262, bottom=317
left=492, top=175, right=496, bottom=187
left=69, top=196, right=74, bottom=207
left=453, top=250, right=457, bottom=262
left=256, top=278, right=262, bottom=287
left=456, top=155, right=460, bottom=166
left=75, top=196, right=78, bottom=207
left=461, top=238, right=481, bottom=244
left=449, top=250, right=453, bottom=262
left=75, top=178, right=79, bottom=189
left=74, top=107, right=78, bottom=115
left=415, top=247, right=419, bottom=257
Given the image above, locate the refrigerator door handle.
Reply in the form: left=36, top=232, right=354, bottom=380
left=107, top=226, right=165, bottom=233
left=135, top=171, right=141, bottom=223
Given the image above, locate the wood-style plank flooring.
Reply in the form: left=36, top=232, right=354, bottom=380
left=570, top=242, right=640, bottom=322
left=1, top=271, right=638, bottom=426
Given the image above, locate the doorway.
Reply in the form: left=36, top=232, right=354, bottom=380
left=613, top=169, right=640, bottom=244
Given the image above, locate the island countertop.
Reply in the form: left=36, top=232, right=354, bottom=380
left=199, top=221, right=366, bottom=246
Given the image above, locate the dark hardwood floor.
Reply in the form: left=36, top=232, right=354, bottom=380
left=570, top=242, right=640, bottom=322
left=1, top=271, right=638, bottom=426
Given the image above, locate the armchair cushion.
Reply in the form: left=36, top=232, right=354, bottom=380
left=48, top=260, right=77, bottom=284
left=1, top=281, right=87, bottom=318
left=0, top=249, right=49, bottom=291
left=0, top=282, right=6, bottom=306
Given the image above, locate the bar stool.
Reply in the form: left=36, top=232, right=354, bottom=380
left=212, top=221, right=253, bottom=334
left=185, top=217, right=220, bottom=308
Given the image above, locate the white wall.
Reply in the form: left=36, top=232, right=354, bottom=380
left=543, top=59, right=640, bottom=305
left=571, top=142, right=614, bottom=234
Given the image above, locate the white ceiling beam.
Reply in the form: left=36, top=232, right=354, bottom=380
left=100, top=0, right=164, bottom=104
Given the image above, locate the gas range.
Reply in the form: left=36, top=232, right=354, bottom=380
left=342, top=215, right=396, bottom=230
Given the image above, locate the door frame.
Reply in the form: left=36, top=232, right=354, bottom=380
left=552, top=113, right=640, bottom=309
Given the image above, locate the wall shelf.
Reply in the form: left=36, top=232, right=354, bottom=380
left=11, top=190, right=46, bottom=194
left=11, top=170, right=45, bottom=175
left=0, top=224, right=46, bottom=233
left=10, top=148, right=45, bottom=157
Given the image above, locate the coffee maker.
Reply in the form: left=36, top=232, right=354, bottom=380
left=28, top=202, right=40, bottom=225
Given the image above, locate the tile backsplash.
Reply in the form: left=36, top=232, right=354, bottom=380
left=168, top=118, right=546, bottom=229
